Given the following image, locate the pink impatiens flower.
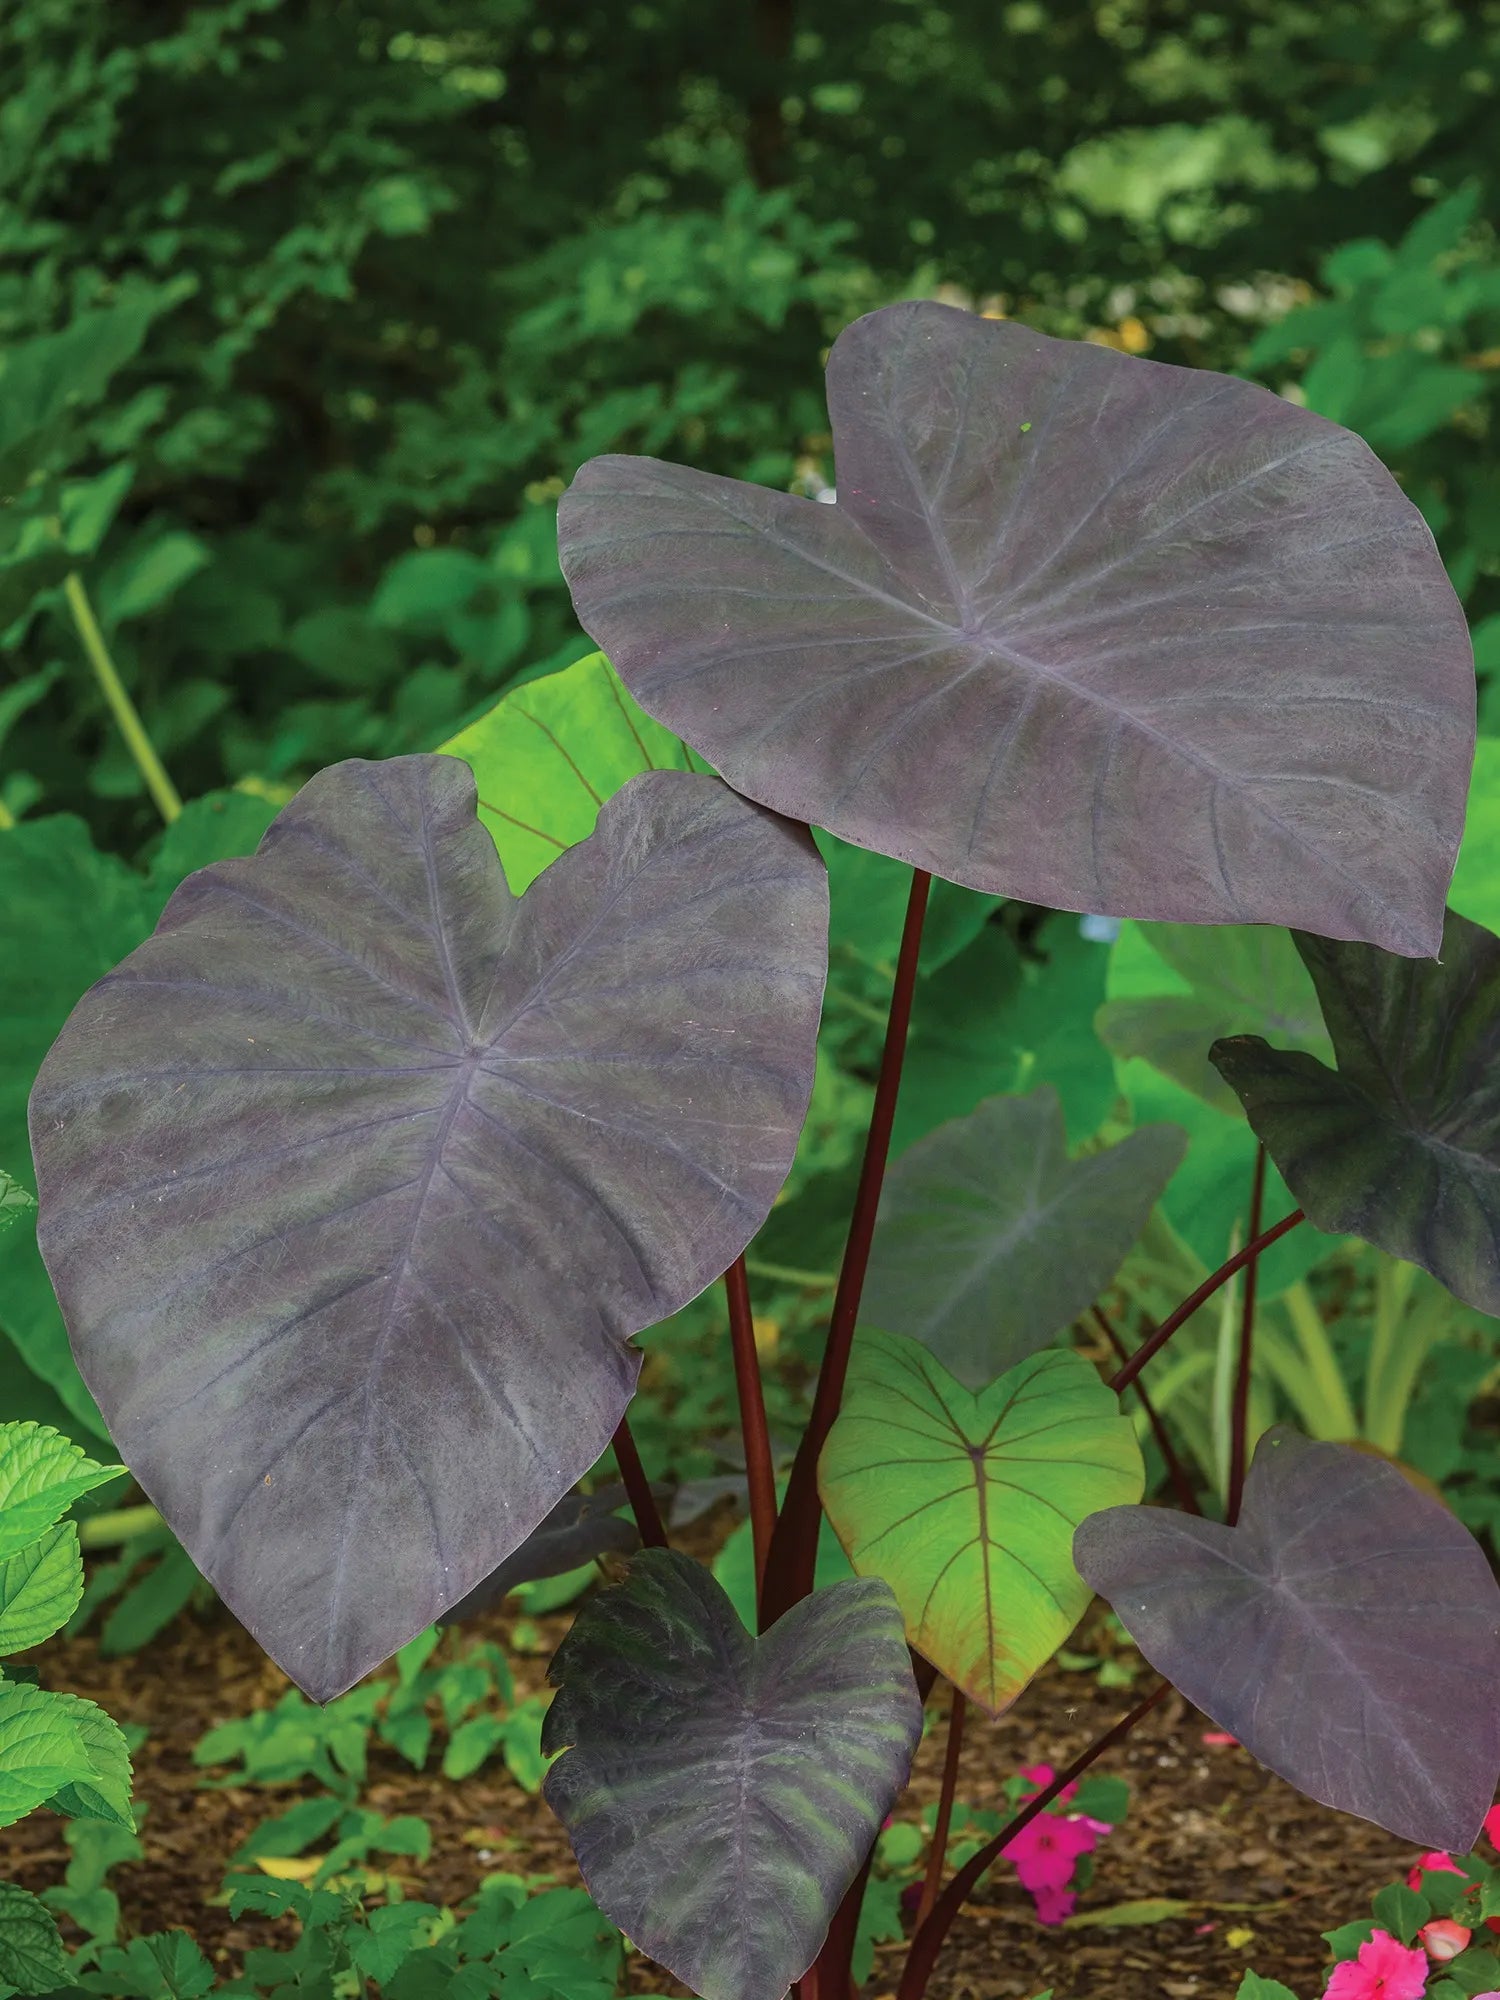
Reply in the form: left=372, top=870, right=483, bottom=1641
left=1407, top=1851, right=1466, bottom=1891
left=1003, top=1810, right=1100, bottom=1894
left=1031, top=1885, right=1076, bottom=1925
left=1485, top=1805, right=1500, bottom=1849
left=1418, top=1919, right=1470, bottom=1962
left=1323, top=1929, right=1428, bottom=2000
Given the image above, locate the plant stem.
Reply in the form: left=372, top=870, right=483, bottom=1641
left=611, top=1414, right=667, bottom=1549
left=1109, top=1209, right=1305, bottom=1399
left=801, top=1850, right=874, bottom=2000
left=64, top=572, right=182, bottom=825
left=77, top=1503, right=161, bottom=1549
left=897, top=1682, right=1170, bottom=2000
left=760, top=867, right=932, bottom=1627
left=1227, top=1145, right=1268, bottom=1524
left=0, top=796, right=14, bottom=831
left=723, top=1254, right=777, bottom=1616
left=915, top=1689, right=966, bottom=1930
left=1091, top=1307, right=1200, bottom=1515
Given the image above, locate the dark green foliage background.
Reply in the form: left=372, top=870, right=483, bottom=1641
left=3, top=0, right=1499, bottom=844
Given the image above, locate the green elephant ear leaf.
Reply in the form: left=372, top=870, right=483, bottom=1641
left=440, top=649, right=694, bottom=890
left=819, top=1330, right=1143, bottom=1713
left=1210, top=909, right=1500, bottom=1316
left=862, top=1088, right=1186, bottom=1388
left=1096, top=921, right=1332, bottom=1115
left=0, top=1422, right=124, bottom=1562
left=542, top=1549, right=922, bottom=2000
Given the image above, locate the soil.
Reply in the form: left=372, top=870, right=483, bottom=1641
left=1, top=1509, right=1420, bottom=2000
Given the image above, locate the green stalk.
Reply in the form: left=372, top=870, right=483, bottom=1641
left=65, top=572, right=181, bottom=825
left=77, top=1503, right=161, bottom=1549
left=1365, top=1266, right=1444, bottom=1455
left=1281, top=1280, right=1359, bottom=1439
left=0, top=796, right=13, bottom=831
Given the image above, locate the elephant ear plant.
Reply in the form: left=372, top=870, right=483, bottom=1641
left=27, top=302, right=1491, bottom=2000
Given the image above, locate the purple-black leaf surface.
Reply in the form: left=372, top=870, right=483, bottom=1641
left=1074, top=1427, right=1500, bottom=1850
left=28, top=756, right=826, bottom=1699
left=1211, top=910, right=1500, bottom=1315
left=558, top=300, right=1472, bottom=954
left=542, top=1549, right=922, bottom=2000
left=436, top=1482, right=640, bottom=1624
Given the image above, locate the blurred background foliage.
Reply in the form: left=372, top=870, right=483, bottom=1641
left=4, top=0, right=1500, bottom=1645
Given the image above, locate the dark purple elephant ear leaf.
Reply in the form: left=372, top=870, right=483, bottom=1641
left=1210, top=909, right=1500, bottom=1315
left=558, top=298, right=1472, bottom=954
left=437, top=1483, right=645, bottom=1625
left=542, top=1549, right=923, bottom=2000
left=28, top=756, right=826, bottom=1700
left=1074, top=1427, right=1500, bottom=1850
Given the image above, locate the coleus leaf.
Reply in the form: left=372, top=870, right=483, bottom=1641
left=819, top=1331, right=1143, bottom=1713
left=558, top=299, right=1472, bottom=954
left=1209, top=910, right=1500, bottom=1315
left=437, top=1483, right=642, bottom=1624
left=29, top=756, right=826, bottom=1699
left=542, top=1550, right=922, bottom=2000
left=1074, top=1427, right=1500, bottom=1849
left=862, top=1089, right=1187, bottom=1387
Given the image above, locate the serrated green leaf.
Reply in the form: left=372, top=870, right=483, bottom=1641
left=0, top=1881, right=69, bottom=1994
left=43, top=1692, right=135, bottom=1829
left=0, top=1522, right=83, bottom=1652
left=0, top=1681, right=94, bottom=1830
left=0, top=1423, right=124, bottom=1562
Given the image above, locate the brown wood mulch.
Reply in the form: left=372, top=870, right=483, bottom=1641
left=1, top=1514, right=1421, bottom=2000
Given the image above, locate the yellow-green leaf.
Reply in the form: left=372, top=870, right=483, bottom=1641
left=819, top=1331, right=1142, bottom=1713
left=440, top=650, right=692, bottom=891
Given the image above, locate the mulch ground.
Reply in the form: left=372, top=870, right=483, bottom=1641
left=2, top=1508, right=1419, bottom=2000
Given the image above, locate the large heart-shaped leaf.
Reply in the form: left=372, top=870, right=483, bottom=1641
left=1096, top=922, right=1332, bottom=1115
left=1209, top=910, right=1500, bottom=1315
left=29, top=756, right=827, bottom=1699
left=863, top=1089, right=1186, bottom=1387
left=1074, top=1427, right=1500, bottom=1849
left=0, top=795, right=276, bottom=1446
left=558, top=299, right=1472, bottom=953
left=819, top=1330, right=1143, bottom=1712
left=542, top=1549, right=921, bottom=2000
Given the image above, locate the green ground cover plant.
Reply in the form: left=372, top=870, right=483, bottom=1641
left=13, top=295, right=1498, bottom=2000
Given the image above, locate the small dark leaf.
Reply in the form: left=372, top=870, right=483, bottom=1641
left=1210, top=910, right=1500, bottom=1315
left=543, top=1549, right=922, bottom=2000
left=559, top=299, right=1472, bottom=953
left=862, top=1089, right=1186, bottom=1387
left=30, top=757, right=826, bottom=1698
left=437, top=1484, right=642, bottom=1623
left=1074, top=1427, right=1500, bottom=1849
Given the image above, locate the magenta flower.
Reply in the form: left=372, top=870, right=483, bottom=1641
left=1002, top=1810, right=1099, bottom=1893
left=1407, top=1851, right=1465, bottom=1891
left=1323, top=1930, right=1428, bottom=2000
left=1031, top=1884, right=1076, bottom=1926
left=1485, top=1805, right=1500, bottom=1849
